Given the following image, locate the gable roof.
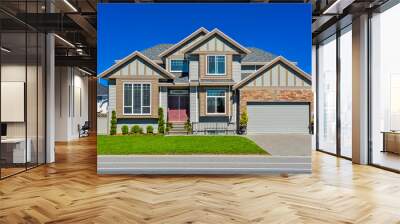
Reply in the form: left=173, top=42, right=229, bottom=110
left=141, top=44, right=173, bottom=61
left=98, top=51, right=175, bottom=79
left=242, top=47, right=278, bottom=64
left=233, top=56, right=311, bottom=90
left=182, top=28, right=251, bottom=54
left=158, top=27, right=209, bottom=58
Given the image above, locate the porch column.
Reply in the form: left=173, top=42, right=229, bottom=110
left=160, top=87, right=168, bottom=121
left=190, top=86, right=199, bottom=122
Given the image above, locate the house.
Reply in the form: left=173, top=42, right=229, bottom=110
left=99, top=28, right=313, bottom=134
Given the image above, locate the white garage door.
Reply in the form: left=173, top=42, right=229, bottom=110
left=247, top=102, right=310, bottom=134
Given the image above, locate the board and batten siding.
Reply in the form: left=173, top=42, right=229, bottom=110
left=247, top=64, right=311, bottom=88
left=109, top=57, right=162, bottom=78
left=192, top=36, right=240, bottom=54
left=246, top=64, right=311, bottom=88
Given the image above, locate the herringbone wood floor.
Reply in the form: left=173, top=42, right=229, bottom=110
left=1, top=136, right=400, bottom=224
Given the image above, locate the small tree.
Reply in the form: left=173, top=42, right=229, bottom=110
left=110, top=110, right=117, bottom=135
left=184, top=119, right=192, bottom=134
left=131, top=125, right=141, bottom=134
left=121, top=125, right=129, bottom=135
left=146, top=125, right=154, bottom=134
left=158, top=107, right=165, bottom=134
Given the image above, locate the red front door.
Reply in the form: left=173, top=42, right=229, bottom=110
left=168, top=95, right=189, bottom=122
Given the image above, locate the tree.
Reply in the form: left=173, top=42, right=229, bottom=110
left=158, top=107, right=165, bottom=134
left=110, top=110, right=117, bottom=135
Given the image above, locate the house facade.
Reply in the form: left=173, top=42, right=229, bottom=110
left=99, top=28, right=313, bottom=134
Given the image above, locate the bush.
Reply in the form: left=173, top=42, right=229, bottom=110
left=158, top=107, right=165, bottom=134
left=131, top=125, right=141, bottom=134
left=240, top=111, right=249, bottom=128
left=121, top=125, right=129, bottom=135
left=146, top=125, right=154, bottom=134
left=110, top=111, right=117, bottom=135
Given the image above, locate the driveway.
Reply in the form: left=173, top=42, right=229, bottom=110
left=247, top=134, right=311, bottom=156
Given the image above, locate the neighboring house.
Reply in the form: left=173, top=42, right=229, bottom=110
left=97, top=83, right=109, bottom=114
left=99, top=28, right=313, bottom=134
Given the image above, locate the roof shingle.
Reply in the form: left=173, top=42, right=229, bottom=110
left=140, top=45, right=277, bottom=63
left=140, top=44, right=173, bottom=61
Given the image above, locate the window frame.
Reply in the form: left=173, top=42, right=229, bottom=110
left=205, top=88, right=226, bottom=115
left=170, top=59, right=189, bottom=73
left=123, top=82, right=152, bottom=115
left=206, top=55, right=226, bottom=76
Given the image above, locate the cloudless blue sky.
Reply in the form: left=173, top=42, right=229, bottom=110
left=98, top=3, right=311, bottom=80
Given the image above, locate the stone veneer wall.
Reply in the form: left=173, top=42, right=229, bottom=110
left=239, top=87, right=313, bottom=113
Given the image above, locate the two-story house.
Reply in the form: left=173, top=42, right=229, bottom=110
left=99, top=28, right=313, bottom=134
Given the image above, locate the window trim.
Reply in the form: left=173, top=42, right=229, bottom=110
left=206, top=55, right=226, bottom=76
left=123, top=81, right=152, bottom=115
left=170, top=59, right=189, bottom=73
left=205, top=88, right=226, bottom=115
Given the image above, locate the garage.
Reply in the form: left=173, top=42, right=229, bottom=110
left=247, top=102, right=310, bottom=134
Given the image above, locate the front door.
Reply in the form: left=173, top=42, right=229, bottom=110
left=168, top=91, right=189, bottom=122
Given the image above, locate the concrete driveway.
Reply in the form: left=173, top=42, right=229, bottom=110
left=247, top=134, right=311, bottom=156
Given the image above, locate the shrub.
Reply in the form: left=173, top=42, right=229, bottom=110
left=146, top=125, right=154, bottom=134
left=184, top=119, right=192, bottom=134
left=121, top=125, right=129, bottom=135
left=158, top=107, right=165, bottom=134
left=240, top=111, right=249, bottom=128
left=110, top=110, right=117, bottom=135
left=131, top=125, right=141, bottom=134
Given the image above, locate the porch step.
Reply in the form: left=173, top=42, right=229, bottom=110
left=168, top=122, right=188, bottom=135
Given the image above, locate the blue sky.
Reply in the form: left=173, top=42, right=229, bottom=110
left=98, top=3, right=311, bottom=80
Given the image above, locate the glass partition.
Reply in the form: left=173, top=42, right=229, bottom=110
left=370, top=3, right=400, bottom=171
left=339, top=26, right=352, bottom=158
left=317, top=35, right=337, bottom=154
left=0, top=2, right=46, bottom=179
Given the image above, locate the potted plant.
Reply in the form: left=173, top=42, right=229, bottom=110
left=239, top=111, right=248, bottom=135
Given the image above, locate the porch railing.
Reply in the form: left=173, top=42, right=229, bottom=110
left=191, top=122, right=237, bottom=135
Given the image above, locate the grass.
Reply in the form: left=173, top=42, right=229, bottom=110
left=97, top=135, right=268, bottom=155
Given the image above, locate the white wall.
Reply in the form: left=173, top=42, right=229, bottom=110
left=54, top=66, right=89, bottom=141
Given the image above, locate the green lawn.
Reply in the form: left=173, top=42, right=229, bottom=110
left=97, top=135, right=268, bottom=155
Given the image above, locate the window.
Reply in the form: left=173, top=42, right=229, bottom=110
left=206, top=89, right=226, bottom=114
left=123, top=83, right=151, bottom=115
left=207, top=55, right=225, bottom=75
left=170, top=59, right=189, bottom=72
